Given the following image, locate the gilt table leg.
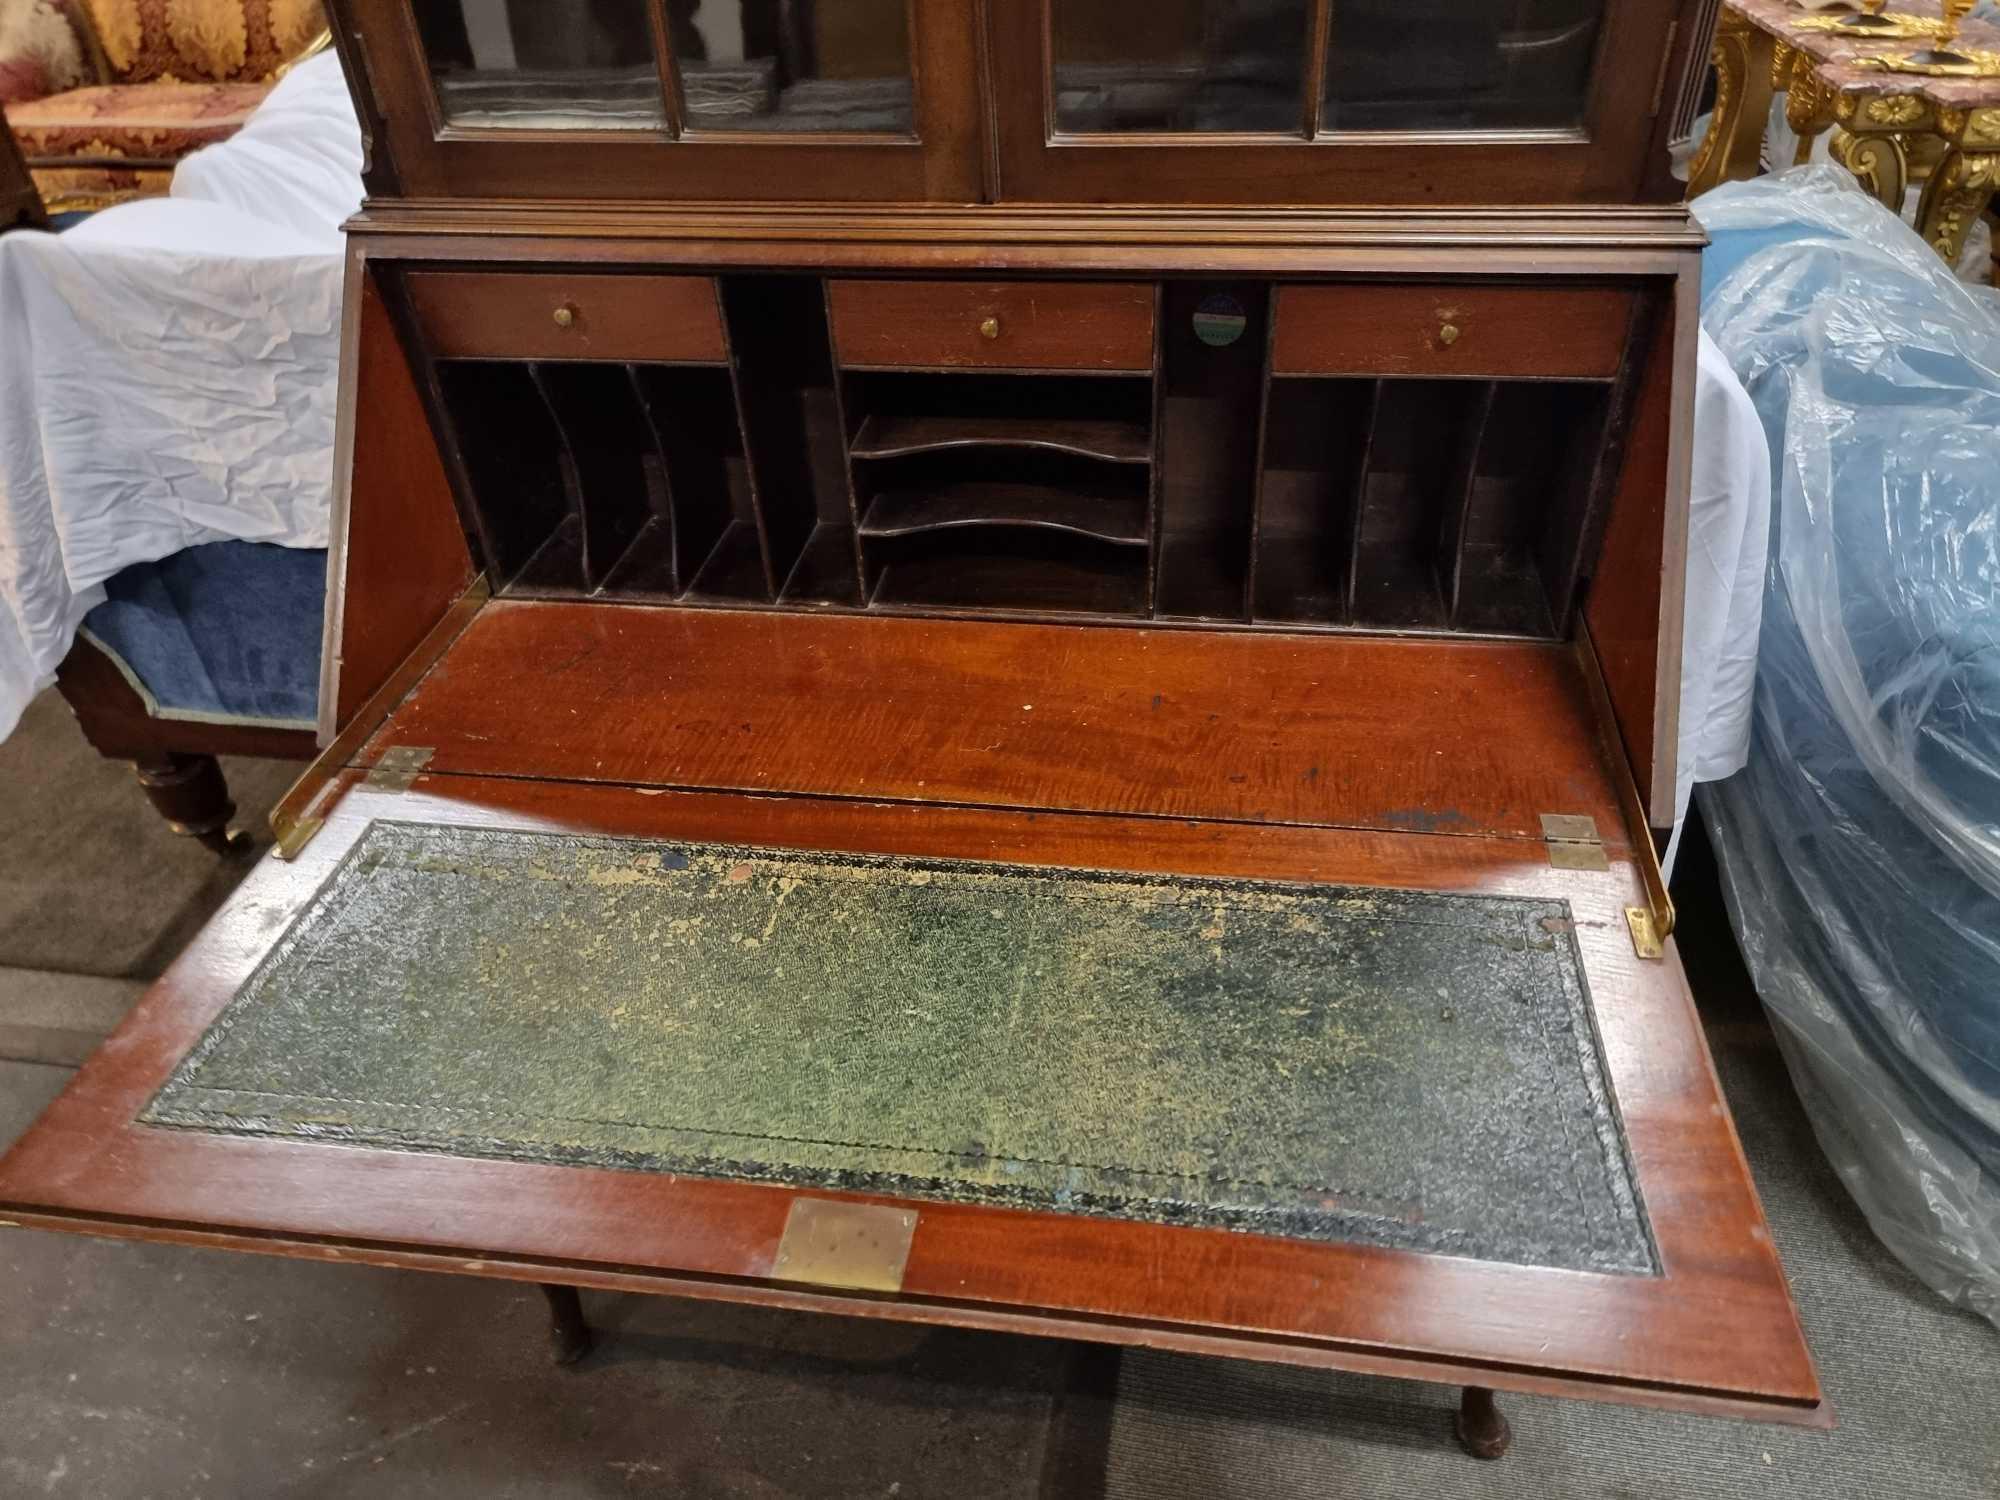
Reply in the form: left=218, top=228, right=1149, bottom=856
left=1916, top=110, right=2000, bottom=267
left=1688, top=7, right=1777, bottom=196
left=540, top=1283, right=593, bottom=1366
left=1454, top=1385, right=1512, bottom=1460
left=1830, top=122, right=1913, bottom=216
left=1779, top=47, right=1837, bottom=167
left=133, top=753, right=245, bottom=855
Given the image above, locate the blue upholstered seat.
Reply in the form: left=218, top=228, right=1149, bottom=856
left=79, top=540, right=325, bottom=728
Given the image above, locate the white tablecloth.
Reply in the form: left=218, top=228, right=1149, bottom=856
left=1667, top=327, right=1773, bottom=872
left=0, top=51, right=359, bottom=739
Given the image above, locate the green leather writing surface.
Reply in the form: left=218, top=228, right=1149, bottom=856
left=145, top=821, right=1655, bottom=1274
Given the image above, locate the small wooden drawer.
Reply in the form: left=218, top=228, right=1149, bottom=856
left=1272, top=284, right=1633, bottom=380
left=829, top=280, right=1156, bottom=372
left=404, top=271, right=727, bottom=363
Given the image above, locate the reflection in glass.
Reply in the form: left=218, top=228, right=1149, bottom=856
left=677, top=0, right=913, bottom=133
left=413, top=0, right=664, bottom=130
left=1051, top=0, right=1311, bottom=134
left=1323, top=0, right=1603, bottom=131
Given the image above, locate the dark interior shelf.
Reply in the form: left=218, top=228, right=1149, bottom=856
left=418, top=275, right=1634, bottom=641
left=869, top=532, right=1148, bottom=617
left=860, top=484, right=1149, bottom=547
left=1156, top=526, right=1249, bottom=621
left=850, top=412, right=1152, bottom=465
left=780, top=522, right=864, bottom=606
left=686, top=520, right=769, bottom=602
left=510, top=512, right=586, bottom=596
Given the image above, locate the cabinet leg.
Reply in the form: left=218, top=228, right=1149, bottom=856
left=540, top=1283, right=593, bottom=1366
left=133, top=753, right=246, bottom=855
left=1454, top=1386, right=1512, bottom=1460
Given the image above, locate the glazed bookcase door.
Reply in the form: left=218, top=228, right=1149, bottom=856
left=343, top=0, right=982, bottom=200
left=988, top=0, right=1691, bottom=204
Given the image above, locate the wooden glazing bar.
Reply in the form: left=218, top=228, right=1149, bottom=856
left=1302, top=0, right=1335, bottom=138
left=643, top=0, right=687, bottom=138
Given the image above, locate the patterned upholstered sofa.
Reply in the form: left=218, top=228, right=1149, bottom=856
left=0, top=0, right=326, bottom=211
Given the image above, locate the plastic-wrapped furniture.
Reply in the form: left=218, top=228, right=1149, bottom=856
left=1695, top=164, right=2000, bottom=1326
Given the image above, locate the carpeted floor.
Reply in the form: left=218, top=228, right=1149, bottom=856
left=1, top=687, right=1995, bottom=1498
left=0, top=690, right=298, bottom=980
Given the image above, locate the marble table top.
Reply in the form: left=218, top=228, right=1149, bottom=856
left=1735, top=0, right=2000, bottom=109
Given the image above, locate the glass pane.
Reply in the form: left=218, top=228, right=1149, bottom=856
left=1051, top=0, right=1311, bottom=134
left=676, top=0, right=913, bottom=133
left=1323, top=0, right=1603, bottom=131
left=413, top=0, right=665, bottom=131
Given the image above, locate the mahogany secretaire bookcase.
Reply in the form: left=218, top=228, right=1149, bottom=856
left=0, top=0, right=1823, bottom=1460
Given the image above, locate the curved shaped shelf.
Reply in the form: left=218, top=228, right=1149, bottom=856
left=860, top=484, right=1149, bottom=547
left=850, top=413, right=1152, bottom=465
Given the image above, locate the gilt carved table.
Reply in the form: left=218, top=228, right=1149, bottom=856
left=1689, top=0, right=2000, bottom=265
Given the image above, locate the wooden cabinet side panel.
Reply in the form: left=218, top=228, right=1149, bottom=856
left=1583, top=290, right=1685, bottom=827
left=321, top=261, right=476, bottom=738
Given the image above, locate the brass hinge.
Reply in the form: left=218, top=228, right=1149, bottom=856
left=1541, top=813, right=1611, bottom=872
left=1543, top=811, right=1673, bottom=961
left=364, top=744, right=434, bottom=792
left=267, top=575, right=489, bottom=862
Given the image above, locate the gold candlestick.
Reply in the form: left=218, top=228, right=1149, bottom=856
left=1837, top=0, right=1901, bottom=33
left=1908, top=0, right=1980, bottom=65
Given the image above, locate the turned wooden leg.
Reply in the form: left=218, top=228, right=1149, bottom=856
left=541, top=1283, right=593, bottom=1366
left=1454, top=1386, right=1512, bottom=1460
left=133, top=753, right=246, bottom=855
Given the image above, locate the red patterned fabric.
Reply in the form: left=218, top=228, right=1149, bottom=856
left=0, top=0, right=109, bottom=103
left=79, top=0, right=323, bottom=85
left=10, top=77, right=266, bottom=164
left=28, top=158, right=168, bottom=208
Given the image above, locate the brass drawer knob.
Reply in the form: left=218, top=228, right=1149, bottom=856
left=1437, top=322, right=1461, bottom=346
left=979, top=316, right=1002, bottom=341
left=553, top=304, right=577, bottom=329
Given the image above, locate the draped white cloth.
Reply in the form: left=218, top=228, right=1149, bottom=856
left=1666, top=328, right=1773, bottom=874
left=0, top=51, right=358, bottom=740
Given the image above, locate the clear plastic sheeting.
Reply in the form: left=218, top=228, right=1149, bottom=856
left=1693, top=165, right=2000, bottom=1324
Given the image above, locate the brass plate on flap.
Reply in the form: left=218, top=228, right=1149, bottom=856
left=771, top=1199, right=918, bottom=1293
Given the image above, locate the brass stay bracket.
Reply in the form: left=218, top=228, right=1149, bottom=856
left=270, top=576, right=489, bottom=861
left=1566, top=626, right=1679, bottom=963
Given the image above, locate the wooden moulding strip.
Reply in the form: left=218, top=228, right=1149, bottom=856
left=1576, top=619, right=1676, bottom=947
left=270, top=575, right=491, bottom=860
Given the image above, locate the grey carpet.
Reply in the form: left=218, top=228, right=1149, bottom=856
left=1, top=688, right=1995, bottom=1497
left=0, top=690, right=298, bottom=979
